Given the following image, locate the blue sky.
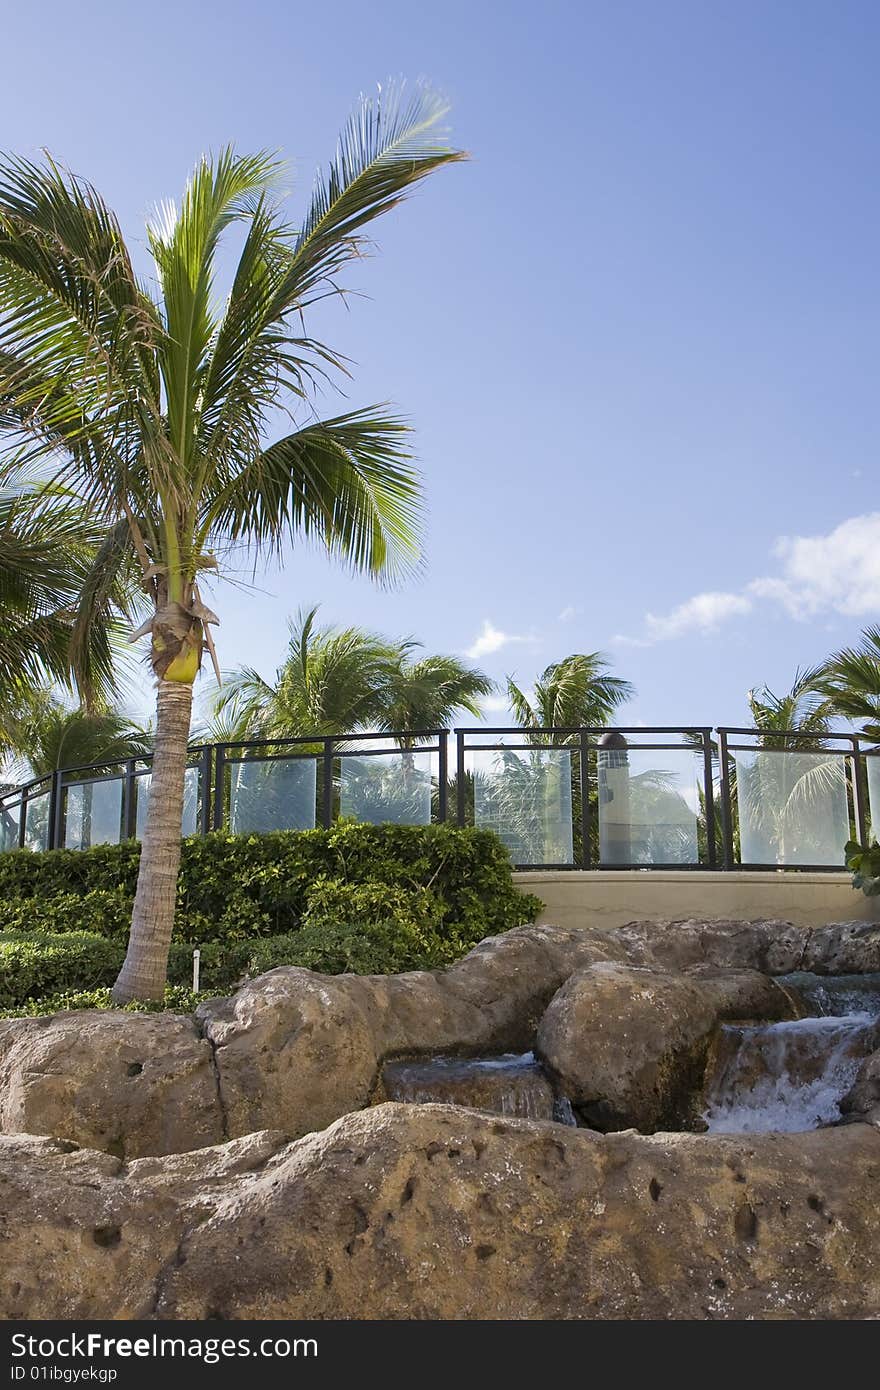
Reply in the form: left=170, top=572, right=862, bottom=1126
left=4, top=0, right=878, bottom=729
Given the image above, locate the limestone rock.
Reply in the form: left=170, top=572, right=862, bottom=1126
left=841, top=1049, right=880, bottom=1127
left=0, top=1011, right=223, bottom=1157
left=157, top=1104, right=880, bottom=1321
left=0, top=1134, right=184, bottom=1319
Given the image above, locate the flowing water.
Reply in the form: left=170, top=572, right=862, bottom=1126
left=703, top=974, right=880, bottom=1134
left=382, top=1051, right=575, bottom=1123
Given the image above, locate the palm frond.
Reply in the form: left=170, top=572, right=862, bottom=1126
left=200, top=407, right=422, bottom=581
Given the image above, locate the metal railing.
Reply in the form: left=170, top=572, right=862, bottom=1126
left=1, top=724, right=876, bottom=871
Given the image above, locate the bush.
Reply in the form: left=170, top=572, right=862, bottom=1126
left=246, top=917, right=461, bottom=978
left=0, top=931, right=124, bottom=1008
left=0, top=984, right=207, bottom=1019
left=0, top=824, right=541, bottom=948
left=845, top=839, right=880, bottom=896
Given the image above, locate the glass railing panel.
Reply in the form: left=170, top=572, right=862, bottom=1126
left=24, top=789, right=51, bottom=852
left=339, top=752, right=432, bottom=826
left=598, top=747, right=701, bottom=865
left=229, top=756, right=317, bottom=834
left=135, top=766, right=199, bottom=839
left=865, top=754, right=880, bottom=842
left=470, top=747, right=574, bottom=865
left=733, top=749, right=850, bottom=866
left=0, top=799, right=20, bottom=853
left=63, top=778, right=123, bottom=850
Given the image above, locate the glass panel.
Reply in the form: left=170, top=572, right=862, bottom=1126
left=135, top=766, right=199, bottom=839
left=229, top=757, right=316, bottom=834
left=0, top=800, right=21, bottom=853
left=472, top=748, right=573, bottom=865
left=63, top=778, right=122, bottom=850
left=734, top=749, right=850, bottom=866
left=339, top=753, right=432, bottom=826
left=24, top=790, right=51, bottom=852
left=599, top=747, right=700, bottom=865
left=866, top=755, right=880, bottom=841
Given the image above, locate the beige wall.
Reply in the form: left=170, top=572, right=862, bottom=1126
left=514, top=870, right=879, bottom=930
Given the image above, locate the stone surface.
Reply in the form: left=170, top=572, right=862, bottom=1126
left=3, top=1106, right=878, bottom=1320
left=841, top=1049, right=880, bottom=1128
left=0, top=1011, right=223, bottom=1157
left=535, top=963, right=795, bottom=1131
left=0, top=1134, right=185, bottom=1319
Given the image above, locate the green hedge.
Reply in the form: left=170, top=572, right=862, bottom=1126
left=0, top=824, right=541, bottom=946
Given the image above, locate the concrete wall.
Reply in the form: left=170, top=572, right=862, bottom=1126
left=514, top=870, right=880, bottom=930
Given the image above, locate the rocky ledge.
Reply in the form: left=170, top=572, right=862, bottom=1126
left=1, top=1105, right=878, bottom=1320
left=1, top=917, right=878, bottom=1155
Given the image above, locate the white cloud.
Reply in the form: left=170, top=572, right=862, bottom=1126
left=465, top=620, right=531, bottom=661
left=557, top=605, right=579, bottom=622
left=748, top=513, right=880, bottom=618
left=644, top=591, right=752, bottom=641
left=616, top=512, right=880, bottom=646
left=480, top=694, right=510, bottom=713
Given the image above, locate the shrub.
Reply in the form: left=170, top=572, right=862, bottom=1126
left=245, top=917, right=460, bottom=978
left=845, top=839, right=880, bottom=896
left=0, top=931, right=125, bottom=1008
left=0, top=984, right=207, bottom=1019
left=0, top=824, right=541, bottom=947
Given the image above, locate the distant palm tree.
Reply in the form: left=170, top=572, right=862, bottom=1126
left=815, top=626, right=880, bottom=741
left=507, top=653, right=634, bottom=739
left=0, top=87, right=462, bottom=999
left=213, top=605, right=399, bottom=741
left=746, top=666, right=832, bottom=749
left=377, top=645, right=494, bottom=747
left=7, top=694, right=151, bottom=780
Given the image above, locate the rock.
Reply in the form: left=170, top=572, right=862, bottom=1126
left=197, top=924, right=627, bottom=1139
left=535, top=963, right=797, bottom=1131
left=800, top=921, right=880, bottom=975
left=2, top=1105, right=878, bottom=1319
left=840, top=1049, right=880, bottom=1128
left=0, top=1011, right=223, bottom=1157
left=0, top=1133, right=185, bottom=1319
left=156, top=1105, right=880, bottom=1321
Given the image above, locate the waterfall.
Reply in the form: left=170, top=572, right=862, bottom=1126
left=703, top=1012, right=879, bottom=1134
left=382, top=1051, right=575, bottom=1123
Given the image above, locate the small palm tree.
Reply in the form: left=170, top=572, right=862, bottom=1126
left=6, top=693, right=151, bottom=780
left=377, top=645, right=494, bottom=747
left=816, top=626, right=880, bottom=741
left=507, top=653, right=634, bottom=739
left=0, top=85, right=463, bottom=1000
left=746, top=666, right=832, bottom=749
left=213, top=605, right=399, bottom=741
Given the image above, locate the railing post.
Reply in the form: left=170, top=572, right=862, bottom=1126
left=200, top=746, right=212, bottom=836
left=852, top=738, right=869, bottom=849
left=456, top=730, right=466, bottom=827
left=122, top=759, right=137, bottom=840
left=437, top=731, right=448, bottom=823
left=717, top=729, right=734, bottom=870
left=579, top=729, right=592, bottom=869
left=702, top=729, right=717, bottom=868
left=213, top=746, right=226, bottom=831
left=47, top=770, right=62, bottom=850
left=18, top=786, right=27, bottom=849
left=322, top=739, right=334, bottom=829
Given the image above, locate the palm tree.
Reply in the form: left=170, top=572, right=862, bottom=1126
left=6, top=693, right=151, bottom=780
left=0, top=479, right=129, bottom=750
left=0, top=85, right=463, bottom=1000
left=213, top=605, right=399, bottom=741
left=746, top=666, right=832, bottom=749
left=507, top=653, right=634, bottom=739
left=377, top=644, right=493, bottom=746
left=816, top=626, right=880, bottom=741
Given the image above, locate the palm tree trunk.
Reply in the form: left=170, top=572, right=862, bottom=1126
left=111, top=680, right=193, bottom=1003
